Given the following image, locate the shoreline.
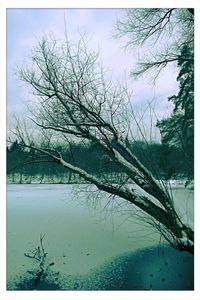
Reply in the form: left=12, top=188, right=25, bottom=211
left=6, top=178, right=194, bottom=189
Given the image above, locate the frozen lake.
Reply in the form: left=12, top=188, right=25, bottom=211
left=7, top=184, right=194, bottom=284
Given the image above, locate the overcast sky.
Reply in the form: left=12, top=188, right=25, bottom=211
left=7, top=8, right=179, bottom=140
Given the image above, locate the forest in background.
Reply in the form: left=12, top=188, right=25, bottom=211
left=7, top=139, right=193, bottom=184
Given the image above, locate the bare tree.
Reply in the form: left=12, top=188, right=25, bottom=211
left=115, top=8, right=194, bottom=78
left=10, top=35, right=194, bottom=254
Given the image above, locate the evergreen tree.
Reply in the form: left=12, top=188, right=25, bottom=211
left=157, top=45, right=194, bottom=176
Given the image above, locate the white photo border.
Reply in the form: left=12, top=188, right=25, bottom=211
left=0, top=0, right=199, bottom=299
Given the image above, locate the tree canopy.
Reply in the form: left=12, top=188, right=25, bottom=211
left=116, top=8, right=194, bottom=177
left=116, top=8, right=194, bottom=78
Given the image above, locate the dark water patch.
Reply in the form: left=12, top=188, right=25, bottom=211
left=121, top=245, right=194, bottom=290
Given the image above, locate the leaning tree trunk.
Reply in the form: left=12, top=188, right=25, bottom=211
left=14, top=36, right=194, bottom=255
left=20, top=142, right=193, bottom=255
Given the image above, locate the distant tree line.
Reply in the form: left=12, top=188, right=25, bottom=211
left=7, top=139, right=192, bottom=183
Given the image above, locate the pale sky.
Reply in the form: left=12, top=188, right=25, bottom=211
left=7, top=8, right=179, bottom=140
